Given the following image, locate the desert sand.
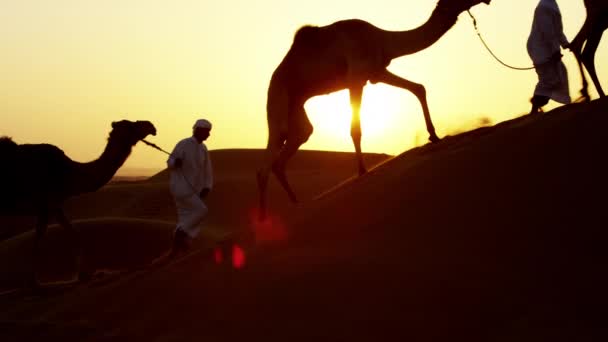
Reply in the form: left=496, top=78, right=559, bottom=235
left=1, top=98, right=607, bottom=341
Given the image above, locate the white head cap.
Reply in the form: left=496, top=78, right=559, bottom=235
left=193, top=119, right=212, bottom=130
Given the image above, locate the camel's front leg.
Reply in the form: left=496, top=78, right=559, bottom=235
left=582, top=30, right=605, bottom=98
left=374, top=70, right=440, bottom=143
left=349, top=86, right=367, bottom=175
left=570, top=18, right=592, bottom=101
left=55, top=208, right=89, bottom=281
left=28, top=208, right=49, bottom=289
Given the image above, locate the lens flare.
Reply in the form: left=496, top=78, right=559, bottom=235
left=249, top=207, right=288, bottom=243
left=232, top=245, right=246, bottom=269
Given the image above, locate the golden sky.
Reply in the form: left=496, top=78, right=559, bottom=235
left=1, top=0, right=605, bottom=175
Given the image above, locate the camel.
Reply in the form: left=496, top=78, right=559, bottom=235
left=570, top=0, right=607, bottom=100
left=0, top=120, right=156, bottom=288
left=257, top=0, right=491, bottom=220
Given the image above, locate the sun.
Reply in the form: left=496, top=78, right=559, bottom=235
left=305, top=84, right=402, bottom=140
left=360, top=85, right=400, bottom=136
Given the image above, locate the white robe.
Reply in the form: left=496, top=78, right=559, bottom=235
left=527, top=0, right=571, bottom=104
left=167, top=137, right=213, bottom=238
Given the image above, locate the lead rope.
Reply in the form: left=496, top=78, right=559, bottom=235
left=141, top=139, right=172, bottom=155
left=467, top=10, right=587, bottom=102
left=467, top=10, right=537, bottom=71
left=141, top=139, right=199, bottom=196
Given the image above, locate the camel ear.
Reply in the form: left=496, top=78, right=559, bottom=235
left=112, top=121, right=117, bottom=129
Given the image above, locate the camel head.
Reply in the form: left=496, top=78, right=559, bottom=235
left=109, top=120, right=157, bottom=146
left=437, top=0, right=491, bottom=14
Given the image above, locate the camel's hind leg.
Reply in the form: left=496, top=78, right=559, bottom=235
left=257, top=119, right=309, bottom=222
left=271, top=106, right=313, bottom=204
left=258, top=82, right=292, bottom=221
left=581, top=29, right=605, bottom=98
left=374, top=70, right=439, bottom=142
left=575, top=52, right=591, bottom=102
left=257, top=130, right=285, bottom=221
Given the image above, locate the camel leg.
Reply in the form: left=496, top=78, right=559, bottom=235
left=28, top=208, right=49, bottom=289
left=581, top=30, right=605, bottom=98
left=272, top=145, right=299, bottom=204
left=570, top=18, right=592, bottom=102
left=272, top=140, right=302, bottom=204
left=55, top=208, right=89, bottom=281
left=374, top=70, right=440, bottom=143
left=575, top=52, right=590, bottom=102
left=349, top=85, right=367, bottom=175
left=257, top=131, right=285, bottom=221
left=271, top=106, right=312, bottom=204
left=258, top=84, right=290, bottom=221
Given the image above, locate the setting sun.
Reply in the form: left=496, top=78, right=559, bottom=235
left=305, top=84, right=407, bottom=141
left=1, top=0, right=607, bottom=339
left=0, top=0, right=603, bottom=171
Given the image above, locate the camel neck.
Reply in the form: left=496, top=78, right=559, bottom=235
left=383, top=6, right=460, bottom=60
left=71, top=137, right=134, bottom=194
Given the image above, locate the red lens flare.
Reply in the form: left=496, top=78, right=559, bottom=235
left=232, top=245, right=246, bottom=269
left=213, top=243, right=246, bottom=269
left=249, top=207, right=288, bottom=243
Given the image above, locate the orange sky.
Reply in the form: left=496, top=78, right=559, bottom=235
left=1, top=0, right=604, bottom=175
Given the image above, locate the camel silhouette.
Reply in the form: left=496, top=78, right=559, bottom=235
left=0, top=120, right=156, bottom=288
left=570, top=0, right=607, bottom=100
left=257, top=0, right=492, bottom=220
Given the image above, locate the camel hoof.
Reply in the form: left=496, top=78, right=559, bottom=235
left=579, top=89, right=591, bottom=103
left=429, top=135, right=440, bottom=143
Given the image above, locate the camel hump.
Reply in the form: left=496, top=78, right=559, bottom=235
left=294, top=25, right=322, bottom=47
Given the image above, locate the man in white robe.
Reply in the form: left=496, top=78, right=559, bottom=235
left=527, top=0, right=571, bottom=114
left=167, top=119, right=213, bottom=256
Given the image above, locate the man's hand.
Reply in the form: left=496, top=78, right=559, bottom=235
left=199, top=188, right=210, bottom=199
left=550, top=51, right=563, bottom=62
left=173, top=158, right=183, bottom=168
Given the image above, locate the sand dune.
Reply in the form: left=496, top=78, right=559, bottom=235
left=0, top=150, right=390, bottom=290
left=0, top=218, right=173, bottom=290
left=1, top=99, right=607, bottom=341
left=0, top=150, right=390, bottom=240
